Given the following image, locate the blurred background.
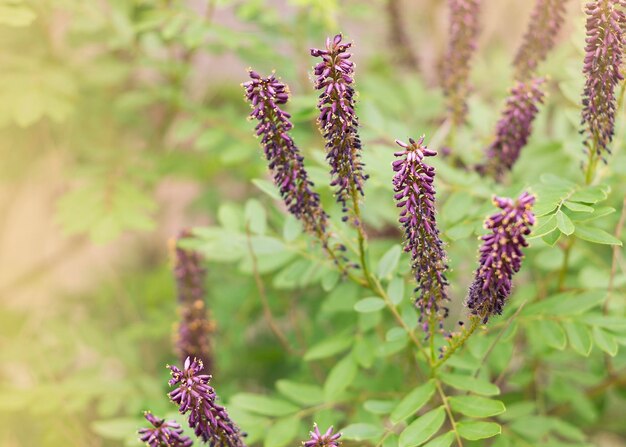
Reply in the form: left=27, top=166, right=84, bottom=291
left=2, top=0, right=623, bottom=446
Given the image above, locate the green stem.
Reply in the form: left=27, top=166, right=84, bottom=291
left=433, top=317, right=481, bottom=369
left=435, top=379, right=464, bottom=447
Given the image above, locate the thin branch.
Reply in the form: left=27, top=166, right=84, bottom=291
left=244, top=226, right=298, bottom=355
left=606, top=197, right=626, bottom=312
left=435, top=380, right=464, bottom=447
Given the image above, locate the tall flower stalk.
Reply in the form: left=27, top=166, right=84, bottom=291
left=513, top=0, right=569, bottom=81
left=467, top=192, right=535, bottom=322
left=442, top=0, right=481, bottom=127
left=172, top=230, right=214, bottom=373
left=581, top=0, right=626, bottom=183
left=482, top=78, right=545, bottom=179
left=169, top=357, right=246, bottom=447
left=244, top=71, right=328, bottom=241
left=311, top=34, right=368, bottom=224
left=392, top=137, right=449, bottom=343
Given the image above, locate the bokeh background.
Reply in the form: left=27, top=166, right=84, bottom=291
left=1, top=1, right=624, bottom=446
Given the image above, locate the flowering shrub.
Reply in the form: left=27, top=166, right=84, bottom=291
left=137, top=0, right=626, bottom=442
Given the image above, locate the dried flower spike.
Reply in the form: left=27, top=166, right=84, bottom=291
left=581, top=0, right=626, bottom=161
left=311, top=34, right=368, bottom=223
left=168, top=357, right=246, bottom=447
left=467, top=192, right=535, bottom=322
left=483, top=78, right=545, bottom=179
left=442, top=0, right=481, bottom=126
left=172, top=230, right=214, bottom=373
left=393, top=137, right=449, bottom=334
left=304, top=424, right=342, bottom=447
left=139, top=412, right=193, bottom=447
left=513, top=0, right=569, bottom=81
left=244, top=70, right=328, bottom=239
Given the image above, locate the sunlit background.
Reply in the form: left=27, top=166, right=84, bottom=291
left=1, top=1, right=624, bottom=446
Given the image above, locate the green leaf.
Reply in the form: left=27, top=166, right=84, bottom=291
left=569, top=185, right=608, bottom=204
left=448, top=396, right=505, bottom=418
left=264, top=416, right=301, bottom=447
left=439, top=373, right=500, bottom=396
left=304, top=334, right=353, bottom=361
left=442, top=192, right=473, bottom=224
left=592, top=326, right=618, bottom=356
left=390, top=380, right=436, bottom=424
left=530, top=215, right=557, bottom=239
left=354, top=297, right=386, bottom=313
left=252, top=178, right=281, bottom=200
left=398, top=406, right=446, bottom=447
left=541, top=229, right=562, bottom=246
left=275, top=381, right=324, bottom=406
left=245, top=199, right=267, bottom=234
left=340, top=423, right=384, bottom=441
left=574, top=225, right=622, bottom=246
left=535, top=319, right=567, bottom=350
left=556, top=211, right=574, bottom=235
left=92, top=418, right=141, bottom=440
left=523, top=290, right=606, bottom=316
left=563, top=321, right=593, bottom=356
left=230, top=394, right=298, bottom=417
left=364, top=400, right=397, bottom=415
left=388, top=277, right=405, bottom=305
left=377, top=245, right=402, bottom=279
left=457, top=421, right=501, bottom=440
left=563, top=201, right=594, bottom=213
left=422, top=432, right=455, bottom=447
left=324, top=355, right=358, bottom=400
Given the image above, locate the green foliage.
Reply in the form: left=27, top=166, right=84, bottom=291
left=2, top=1, right=626, bottom=447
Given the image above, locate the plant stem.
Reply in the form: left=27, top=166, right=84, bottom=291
left=435, top=380, right=464, bottom=447
left=557, top=239, right=573, bottom=291
left=433, top=317, right=482, bottom=369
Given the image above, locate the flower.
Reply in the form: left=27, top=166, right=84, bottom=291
left=168, top=357, right=245, bottom=447
left=311, top=34, right=368, bottom=223
left=139, top=412, right=193, bottom=447
left=466, top=192, right=535, bottom=322
left=393, top=137, right=449, bottom=334
left=513, top=0, right=568, bottom=81
left=244, top=70, right=328, bottom=239
left=442, top=0, right=482, bottom=126
left=303, top=424, right=342, bottom=447
left=581, top=0, right=626, bottom=159
left=483, top=78, right=545, bottom=179
left=172, top=230, right=214, bottom=373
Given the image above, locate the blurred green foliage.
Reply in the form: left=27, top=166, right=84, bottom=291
left=1, top=1, right=626, bottom=447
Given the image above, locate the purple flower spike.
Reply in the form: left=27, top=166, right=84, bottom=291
left=311, top=34, right=368, bottom=223
left=442, top=0, right=481, bottom=126
left=581, top=0, right=626, bottom=159
left=168, top=357, right=246, bottom=447
left=393, top=137, right=449, bottom=334
left=467, top=192, right=535, bottom=323
left=483, top=78, right=545, bottom=179
left=513, top=0, right=569, bottom=80
left=303, top=424, right=342, bottom=447
left=173, top=230, right=214, bottom=374
left=139, top=412, right=193, bottom=447
left=244, top=71, right=328, bottom=239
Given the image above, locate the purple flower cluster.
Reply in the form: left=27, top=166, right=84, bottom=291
left=442, top=0, right=482, bottom=126
left=513, top=0, right=569, bottom=81
left=467, top=192, right=535, bottom=322
left=139, top=412, right=193, bottom=447
left=244, top=71, right=328, bottom=238
left=581, top=0, right=626, bottom=159
left=168, top=358, right=245, bottom=447
left=311, top=34, right=367, bottom=222
left=173, top=230, right=214, bottom=373
left=303, top=424, right=342, bottom=447
left=484, top=78, right=545, bottom=179
left=393, top=137, right=449, bottom=333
